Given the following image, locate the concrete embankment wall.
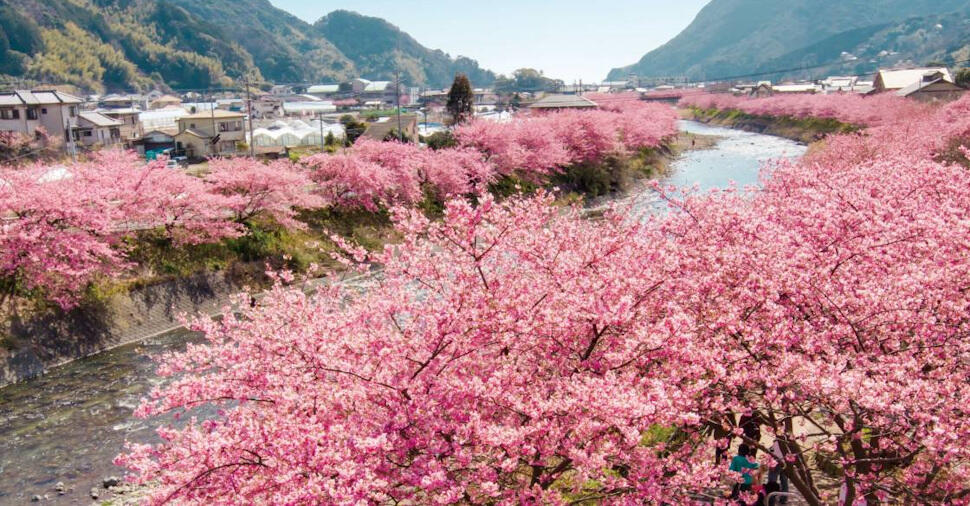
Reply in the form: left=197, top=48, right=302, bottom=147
left=0, top=270, right=250, bottom=387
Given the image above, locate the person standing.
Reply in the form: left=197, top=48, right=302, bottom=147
left=767, top=439, right=790, bottom=505
left=739, top=412, right=762, bottom=456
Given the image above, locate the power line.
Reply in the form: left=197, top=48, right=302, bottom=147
left=662, top=58, right=970, bottom=84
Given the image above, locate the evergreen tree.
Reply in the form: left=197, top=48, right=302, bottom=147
left=340, top=114, right=367, bottom=146
left=956, top=68, right=970, bottom=89
left=446, top=73, right=474, bottom=125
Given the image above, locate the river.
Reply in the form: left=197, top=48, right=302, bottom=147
left=0, top=121, right=806, bottom=504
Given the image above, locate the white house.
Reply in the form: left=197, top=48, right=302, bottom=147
left=0, top=90, right=83, bottom=147
left=873, top=67, right=954, bottom=93
left=74, top=111, right=124, bottom=147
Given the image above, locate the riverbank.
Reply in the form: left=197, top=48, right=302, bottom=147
left=0, top=121, right=806, bottom=505
left=0, top=133, right=711, bottom=388
left=682, top=106, right=859, bottom=144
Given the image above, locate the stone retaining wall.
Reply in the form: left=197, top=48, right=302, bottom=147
left=0, top=270, right=250, bottom=387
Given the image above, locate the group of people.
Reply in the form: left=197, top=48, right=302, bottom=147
left=728, top=443, right=789, bottom=505
left=715, top=413, right=791, bottom=506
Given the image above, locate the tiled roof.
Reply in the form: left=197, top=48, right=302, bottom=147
left=529, top=94, right=599, bottom=109
left=78, top=111, right=123, bottom=127
left=0, top=90, right=83, bottom=106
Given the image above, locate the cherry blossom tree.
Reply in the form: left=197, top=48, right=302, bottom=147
left=0, top=160, right=127, bottom=309
left=678, top=92, right=928, bottom=128
left=206, top=158, right=324, bottom=229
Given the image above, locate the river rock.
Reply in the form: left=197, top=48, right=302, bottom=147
left=54, top=481, right=65, bottom=493
left=90, top=487, right=100, bottom=499
left=30, top=495, right=41, bottom=502
left=103, top=476, right=121, bottom=488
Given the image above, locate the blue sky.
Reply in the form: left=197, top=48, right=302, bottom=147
left=269, top=1, right=710, bottom=82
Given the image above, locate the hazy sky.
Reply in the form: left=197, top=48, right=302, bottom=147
left=269, top=0, right=710, bottom=82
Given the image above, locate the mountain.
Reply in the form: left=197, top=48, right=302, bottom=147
left=0, top=0, right=494, bottom=93
left=752, top=9, right=970, bottom=80
left=608, top=0, right=970, bottom=81
left=313, top=10, right=495, bottom=90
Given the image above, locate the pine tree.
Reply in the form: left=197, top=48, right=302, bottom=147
left=447, top=73, right=474, bottom=125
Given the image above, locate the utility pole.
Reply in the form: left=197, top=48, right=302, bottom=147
left=318, top=111, right=325, bottom=151
left=244, top=75, right=255, bottom=158
left=395, top=70, right=403, bottom=142
left=206, top=90, right=215, bottom=158
left=67, top=112, right=77, bottom=163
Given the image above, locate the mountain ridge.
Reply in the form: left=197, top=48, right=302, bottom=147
left=608, top=0, right=970, bottom=81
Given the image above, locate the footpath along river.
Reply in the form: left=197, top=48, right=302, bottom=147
left=0, top=121, right=806, bottom=504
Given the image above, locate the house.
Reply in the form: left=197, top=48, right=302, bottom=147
left=601, top=81, right=631, bottom=91
left=896, top=75, right=965, bottom=103
left=528, top=94, right=598, bottom=110
left=873, top=67, right=953, bottom=93
left=133, top=129, right=177, bottom=157
left=353, top=79, right=400, bottom=104
left=253, top=94, right=284, bottom=119
left=270, top=85, right=294, bottom=96
left=174, top=109, right=246, bottom=159
left=100, top=108, right=142, bottom=144
left=473, top=89, right=497, bottom=106
left=74, top=111, right=123, bottom=147
left=100, top=94, right=141, bottom=109
left=150, top=94, right=183, bottom=110
left=749, top=82, right=774, bottom=98
left=362, top=114, right=418, bottom=141
left=0, top=89, right=83, bottom=146
left=821, top=76, right=858, bottom=92
left=772, top=83, right=819, bottom=94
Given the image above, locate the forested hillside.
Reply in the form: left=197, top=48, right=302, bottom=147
left=0, top=0, right=493, bottom=93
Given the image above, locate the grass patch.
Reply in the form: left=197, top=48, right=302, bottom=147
left=685, top=106, right=859, bottom=143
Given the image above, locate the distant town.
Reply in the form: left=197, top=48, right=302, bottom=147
left=1, top=65, right=966, bottom=165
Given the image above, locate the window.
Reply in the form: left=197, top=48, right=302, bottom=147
left=26, top=108, right=37, bottom=120
left=70, top=106, right=77, bottom=117
left=83, top=131, right=92, bottom=137
left=0, top=109, right=20, bottom=120
left=41, top=108, right=47, bottom=115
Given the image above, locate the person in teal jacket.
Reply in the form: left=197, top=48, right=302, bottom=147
left=729, top=444, right=760, bottom=500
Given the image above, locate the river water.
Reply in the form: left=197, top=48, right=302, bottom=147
left=0, top=121, right=806, bottom=504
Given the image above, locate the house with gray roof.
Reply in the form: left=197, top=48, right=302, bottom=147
left=75, top=111, right=124, bottom=147
left=0, top=90, right=83, bottom=146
